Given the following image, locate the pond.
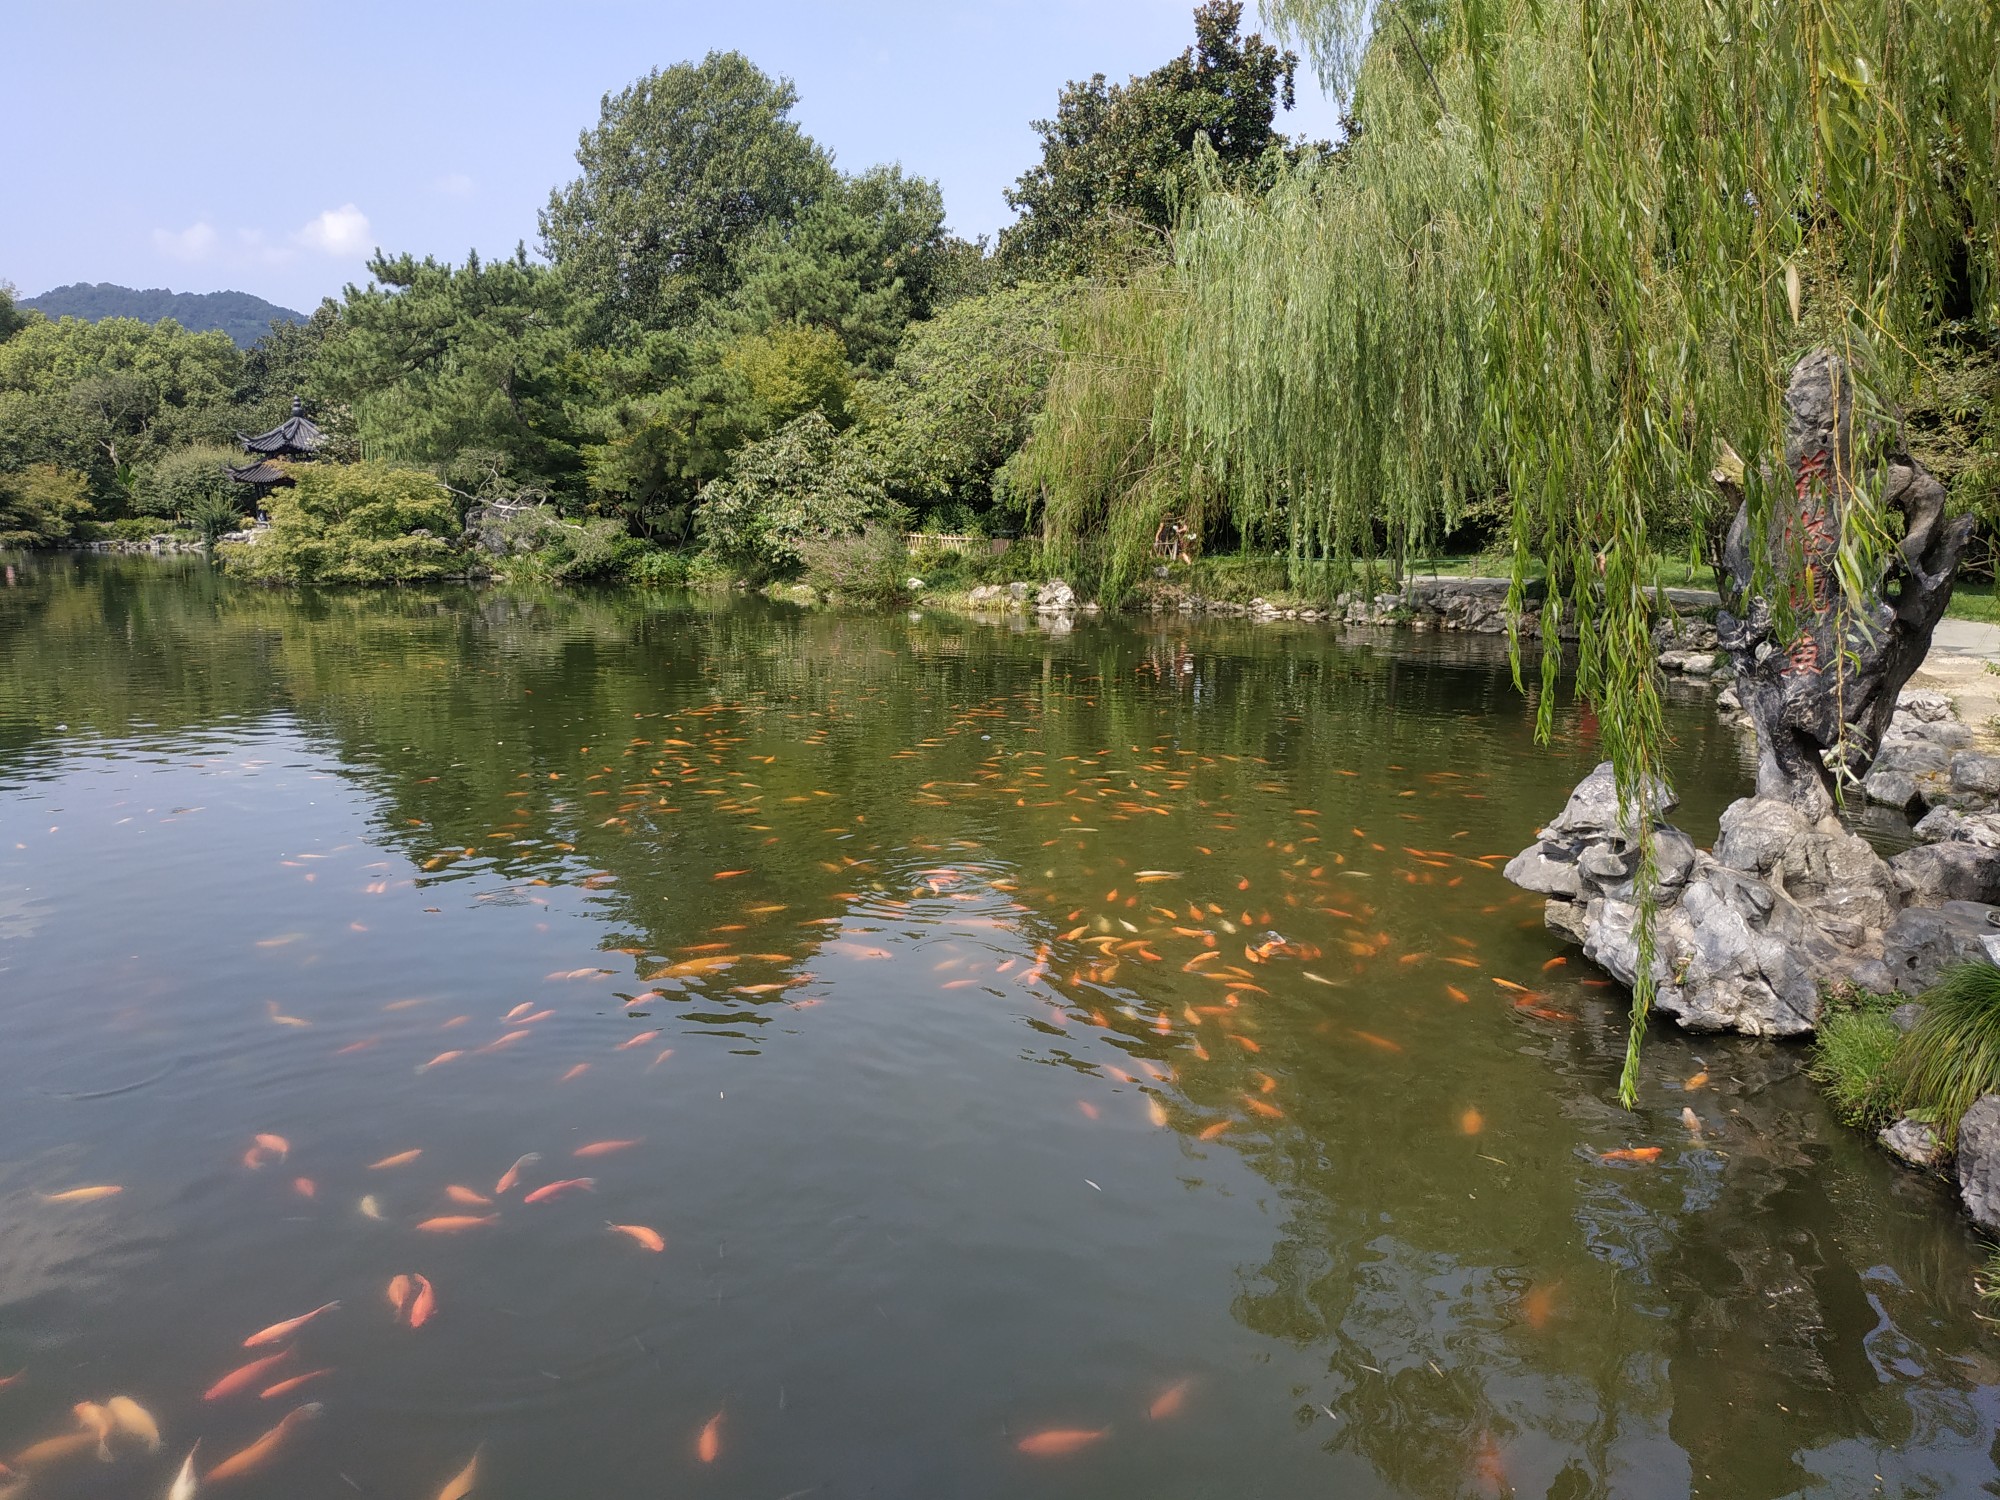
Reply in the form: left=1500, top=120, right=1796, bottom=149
left=1, top=553, right=1995, bottom=1500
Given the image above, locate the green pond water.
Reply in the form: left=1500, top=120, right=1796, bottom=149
left=0, top=553, right=1996, bottom=1500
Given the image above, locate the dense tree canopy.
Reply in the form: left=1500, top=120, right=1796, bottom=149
left=1001, top=1, right=1306, bottom=269
left=540, top=52, right=834, bottom=332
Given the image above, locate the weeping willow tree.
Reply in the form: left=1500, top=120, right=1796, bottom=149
left=1036, top=0, right=1999, bottom=1101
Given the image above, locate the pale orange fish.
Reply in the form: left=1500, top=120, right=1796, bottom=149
left=12, top=1430, right=96, bottom=1467
left=244, top=1145, right=270, bottom=1169
left=1521, top=1284, right=1558, bottom=1329
left=697, top=1410, right=723, bottom=1463
left=334, top=1038, right=381, bottom=1056
left=417, top=1215, right=498, bottom=1233
left=203, top=1402, right=321, bottom=1483
left=0, top=1370, right=23, bottom=1391
left=1015, top=1428, right=1109, bottom=1456
left=436, top=1449, right=480, bottom=1500
left=73, top=1401, right=114, bottom=1461
left=261, top=1369, right=332, bottom=1400
left=476, top=1031, right=532, bottom=1054
left=255, top=1133, right=291, bottom=1158
left=1681, top=1106, right=1703, bottom=1135
left=1460, top=1108, right=1484, bottom=1135
left=1148, top=1380, right=1193, bottom=1420
left=522, top=1178, right=593, bottom=1204
left=1445, top=984, right=1471, bottom=1003
left=1540, top=956, right=1567, bottom=971
left=369, top=1150, right=422, bottom=1170
left=615, top=1031, right=662, bottom=1051
left=1352, top=1030, right=1403, bottom=1053
left=388, top=1275, right=413, bottom=1313
left=495, top=1154, right=541, bottom=1194
left=244, top=1301, right=340, bottom=1347
left=1146, top=1098, right=1169, bottom=1127
left=1491, top=977, right=1532, bottom=994
left=293, top=1177, right=316, bottom=1198
left=1197, top=1120, right=1231, bottom=1141
left=560, top=1064, right=591, bottom=1083
left=444, top=1185, right=492, bottom=1206
left=106, top=1395, right=160, bottom=1451
left=1600, top=1147, right=1663, bottom=1164
left=609, top=1222, right=665, bottom=1252
left=40, top=1185, right=121, bottom=1204
left=167, top=1441, right=200, bottom=1500
left=1684, top=1070, right=1709, bottom=1090
left=204, top=1349, right=292, bottom=1401
left=573, top=1140, right=640, bottom=1158
left=713, top=869, right=750, bottom=880
left=409, top=1275, right=436, bottom=1329
left=419, top=1051, right=464, bottom=1072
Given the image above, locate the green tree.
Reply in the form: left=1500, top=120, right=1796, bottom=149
left=0, top=282, right=28, bottom=342
left=0, top=316, right=240, bottom=506
left=540, top=53, right=835, bottom=332
left=318, top=248, right=584, bottom=493
left=848, top=282, right=1072, bottom=523
left=723, top=165, right=950, bottom=370
left=137, top=444, right=242, bottom=521
left=695, top=410, right=903, bottom=572
left=236, top=299, right=343, bottom=437
left=584, top=323, right=853, bottom=541
left=1001, top=2, right=1305, bottom=270
left=0, top=463, right=92, bottom=546
left=219, top=461, right=462, bottom=584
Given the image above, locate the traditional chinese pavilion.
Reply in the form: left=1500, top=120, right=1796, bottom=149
left=226, top=397, right=321, bottom=487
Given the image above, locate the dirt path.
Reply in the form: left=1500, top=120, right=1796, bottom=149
left=1908, top=620, right=2000, bottom=741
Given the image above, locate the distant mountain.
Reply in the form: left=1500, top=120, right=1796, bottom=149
left=19, top=283, right=305, bottom=348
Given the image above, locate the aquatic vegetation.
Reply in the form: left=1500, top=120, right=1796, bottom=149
left=1809, top=999, right=1904, bottom=1127
left=1889, top=965, right=2000, bottom=1143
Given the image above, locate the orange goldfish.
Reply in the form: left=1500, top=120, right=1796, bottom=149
left=697, top=1410, right=723, bottom=1463
left=204, top=1349, right=292, bottom=1401
left=40, top=1185, right=121, bottom=1204
left=255, top=1133, right=291, bottom=1159
left=1016, top=1428, right=1109, bottom=1457
left=1148, top=1380, right=1193, bottom=1420
left=445, top=1185, right=492, bottom=1206
left=495, top=1154, right=541, bottom=1194
left=369, top=1150, right=422, bottom=1170
left=244, top=1302, right=339, bottom=1347
left=573, top=1140, right=640, bottom=1158
left=1460, top=1108, right=1484, bottom=1135
left=387, top=1275, right=412, bottom=1314
left=1352, top=1030, right=1404, bottom=1053
left=409, top=1275, right=436, bottom=1329
left=615, top=1031, right=662, bottom=1051
left=436, top=1450, right=479, bottom=1500
left=417, top=1215, right=498, bottom=1233
left=73, top=1401, right=114, bottom=1461
left=204, top=1402, right=320, bottom=1483
left=608, top=1223, right=665, bottom=1252
left=12, top=1430, right=96, bottom=1468
left=260, top=1369, right=332, bottom=1400
left=293, top=1177, right=316, bottom=1199
left=522, top=1178, right=593, bottom=1204
left=1600, top=1146, right=1663, bottom=1164
left=106, top=1395, right=160, bottom=1451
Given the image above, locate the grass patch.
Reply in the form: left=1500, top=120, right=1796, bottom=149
left=1946, top=585, right=2000, bottom=624
left=1885, top=963, right=2000, bottom=1145
left=1808, top=993, right=1905, bottom=1128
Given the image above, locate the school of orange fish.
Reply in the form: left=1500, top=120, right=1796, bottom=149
left=7, top=690, right=1705, bottom=1497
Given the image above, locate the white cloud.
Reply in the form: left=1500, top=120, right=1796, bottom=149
left=433, top=173, right=475, bottom=198
left=293, top=203, right=373, bottom=258
left=151, top=221, right=218, bottom=261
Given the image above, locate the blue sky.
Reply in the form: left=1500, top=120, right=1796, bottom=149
left=2, top=0, right=1342, bottom=314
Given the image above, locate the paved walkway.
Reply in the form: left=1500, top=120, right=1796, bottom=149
left=1911, top=619, right=2000, bottom=738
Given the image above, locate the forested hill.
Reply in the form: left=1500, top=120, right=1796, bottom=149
left=19, top=283, right=304, bottom=347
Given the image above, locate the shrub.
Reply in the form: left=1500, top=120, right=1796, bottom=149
left=485, top=507, right=636, bottom=584
left=1887, top=963, right=2000, bottom=1144
left=0, top=464, right=93, bottom=547
left=1808, top=1001, right=1903, bottom=1127
left=220, top=461, right=463, bottom=585
left=696, top=411, right=906, bottom=574
left=797, top=525, right=911, bottom=607
left=137, top=445, right=241, bottom=520
left=623, top=547, right=692, bottom=588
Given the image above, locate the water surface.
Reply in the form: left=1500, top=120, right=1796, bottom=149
left=1, top=554, right=1994, bottom=1500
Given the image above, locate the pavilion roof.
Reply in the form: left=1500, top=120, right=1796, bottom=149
left=239, top=397, right=321, bottom=457
left=226, top=460, right=294, bottom=486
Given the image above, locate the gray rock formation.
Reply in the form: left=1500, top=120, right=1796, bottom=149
left=1955, top=1095, right=2000, bottom=1232
left=1714, top=349, right=1970, bottom=820
left=1879, top=1116, right=1946, bottom=1170
left=1034, top=579, right=1076, bottom=614
left=1881, top=901, right=2000, bottom=993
